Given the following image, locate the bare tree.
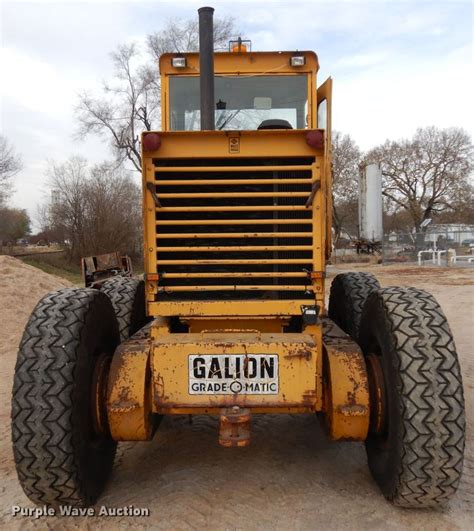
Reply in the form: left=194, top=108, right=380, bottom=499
left=0, top=135, right=22, bottom=206
left=76, top=16, right=236, bottom=171
left=47, top=157, right=89, bottom=257
left=83, top=163, right=142, bottom=255
left=147, top=15, right=236, bottom=58
left=0, top=207, right=30, bottom=244
left=45, top=157, right=142, bottom=259
left=366, top=127, right=473, bottom=232
left=435, top=181, right=474, bottom=225
left=76, top=44, right=160, bottom=172
left=332, top=132, right=361, bottom=242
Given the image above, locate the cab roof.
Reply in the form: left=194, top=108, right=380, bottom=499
left=159, top=51, right=319, bottom=76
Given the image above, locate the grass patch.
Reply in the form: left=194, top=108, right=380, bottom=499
left=20, top=253, right=83, bottom=285
left=19, top=252, right=144, bottom=286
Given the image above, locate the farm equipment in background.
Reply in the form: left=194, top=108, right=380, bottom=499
left=12, top=6, right=465, bottom=510
left=81, top=251, right=133, bottom=288
left=353, top=237, right=382, bottom=255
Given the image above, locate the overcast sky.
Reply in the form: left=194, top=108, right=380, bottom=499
left=1, top=0, right=473, bottom=229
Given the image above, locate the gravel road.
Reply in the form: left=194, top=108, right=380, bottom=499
left=0, top=258, right=472, bottom=529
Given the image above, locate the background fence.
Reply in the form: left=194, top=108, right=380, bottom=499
left=382, top=229, right=474, bottom=265
left=333, top=227, right=474, bottom=266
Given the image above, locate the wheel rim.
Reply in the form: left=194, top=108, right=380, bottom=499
left=366, top=353, right=387, bottom=437
left=91, top=353, right=112, bottom=437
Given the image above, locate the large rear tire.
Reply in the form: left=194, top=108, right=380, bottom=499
left=359, top=287, right=465, bottom=507
left=328, top=272, right=380, bottom=340
left=101, top=276, right=147, bottom=342
left=11, top=288, right=120, bottom=507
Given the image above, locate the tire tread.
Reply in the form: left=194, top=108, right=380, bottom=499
left=11, top=288, right=117, bottom=506
left=101, top=276, right=145, bottom=341
left=328, top=272, right=380, bottom=339
left=364, top=287, right=465, bottom=507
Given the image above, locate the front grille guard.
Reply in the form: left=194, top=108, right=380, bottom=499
left=151, top=157, right=318, bottom=301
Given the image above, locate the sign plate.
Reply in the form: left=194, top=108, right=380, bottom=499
left=228, top=136, right=240, bottom=153
left=188, top=354, right=279, bottom=395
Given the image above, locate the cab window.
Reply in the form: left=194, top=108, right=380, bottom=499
left=169, top=75, right=308, bottom=130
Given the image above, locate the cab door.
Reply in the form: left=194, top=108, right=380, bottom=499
left=317, top=77, right=333, bottom=259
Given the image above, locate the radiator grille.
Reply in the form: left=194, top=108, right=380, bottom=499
left=153, top=157, right=316, bottom=301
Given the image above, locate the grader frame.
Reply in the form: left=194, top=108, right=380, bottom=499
left=105, top=36, right=370, bottom=444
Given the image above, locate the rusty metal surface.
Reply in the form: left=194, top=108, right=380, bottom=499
left=151, top=332, right=319, bottom=412
left=96, top=252, right=121, bottom=270
left=84, top=256, right=96, bottom=273
left=219, top=406, right=251, bottom=448
left=91, top=353, right=112, bottom=436
left=107, top=336, right=154, bottom=441
left=321, top=317, right=370, bottom=441
left=186, top=317, right=289, bottom=334
left=81, top=251, right=133, bottom=287
left=150, top=317, right=171, bottom=338
left=365, top=353, right=386, bottom=435
left=147, top=300, right=316, bottom=318
left=105, top=322, right=367, bottom=439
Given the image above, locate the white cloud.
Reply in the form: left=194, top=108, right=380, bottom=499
left=334, top=43, right=474, bottom=149
left=1, top=47, right=82, bottom=116
left=1, top=0, right=472, bottom=231
left=335, top=51, right=389, bottom=69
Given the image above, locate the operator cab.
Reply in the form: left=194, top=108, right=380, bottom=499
left=159, top=50, right=321, bottom=132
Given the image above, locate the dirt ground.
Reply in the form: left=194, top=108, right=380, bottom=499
left=0, top=257, right=473, bottom=529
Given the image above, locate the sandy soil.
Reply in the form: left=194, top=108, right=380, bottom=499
left=0, top=257, right=472, bottom=529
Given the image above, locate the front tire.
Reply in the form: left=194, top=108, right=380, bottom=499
left=328, top=272, right=380, bottom=340
left=359, top=287, right=465, bottom=507
left=101, top=276, right=147, bottom=342
left=11, top=288, right=120, bottom=507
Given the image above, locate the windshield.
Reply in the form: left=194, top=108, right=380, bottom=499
left=169, top=75, right=308, bottom=131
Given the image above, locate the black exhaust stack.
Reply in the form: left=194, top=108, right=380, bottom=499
left=198, top=6, right=215, bottom=130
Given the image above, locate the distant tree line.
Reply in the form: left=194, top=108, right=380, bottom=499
left=38, top=157, right=142, bottom=259
left=0, top=135, right=30, bottom=245
left=332, top=126, right=473, bottom=243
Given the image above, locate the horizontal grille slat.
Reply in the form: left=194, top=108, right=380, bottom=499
left=162, top=272, right=308, bottom=278
left=156, top=218, right=311, bottom=224
left=154, top=164, right=313, bottom=172
left=155, top=178, right=314, bottom=185
left=156, top=232, right=310, bottom=239
left=153, top=157, right=316, bottom=301
left=157, top=191, right=309, bottom=199
left=156, top=208, right=310, bottom=214
left=159, top=285, right=313, bottom=292
left=156, top=259, right=312, bottom=265
left=157, top=245, right=312, bottom=252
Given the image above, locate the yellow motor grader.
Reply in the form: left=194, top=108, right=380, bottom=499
left=12, top=6, right=465, bottom=509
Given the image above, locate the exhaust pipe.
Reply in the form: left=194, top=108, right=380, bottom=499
left=198, top=6, right=215, bottom=130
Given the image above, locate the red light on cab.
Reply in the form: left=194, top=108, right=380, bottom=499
left=306, top=130, right=324, bottom=150
left=143, top=133, right=161, bottom=152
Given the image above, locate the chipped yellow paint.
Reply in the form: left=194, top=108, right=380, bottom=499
left=321, top=318, right=370, bottom=441
left=107, top=339, right=153, bottom=441
left=104, top=47, right=368, bottom=445
left=151, top=332, right=318, bottom=412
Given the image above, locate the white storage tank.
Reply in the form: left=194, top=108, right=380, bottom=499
left=359, top=163, right=383, bottom=241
